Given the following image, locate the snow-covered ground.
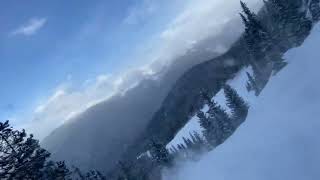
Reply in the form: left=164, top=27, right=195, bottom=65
left=163, top=23, right=320, bottom=180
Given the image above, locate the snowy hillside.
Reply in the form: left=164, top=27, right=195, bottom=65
left=164, top=23, right=320, bottom=180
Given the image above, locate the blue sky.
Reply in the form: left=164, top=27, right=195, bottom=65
left=0, top=0, right=180, bottom=123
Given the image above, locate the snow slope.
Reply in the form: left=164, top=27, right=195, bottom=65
left=164, top=23, right=320, bottom=180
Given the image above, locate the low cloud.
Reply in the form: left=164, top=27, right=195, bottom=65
left=11, top=17, right=47, bottom=36
left=20, top=67, right=156, bottom=140
left=140, top=0, right=262, bottom=68
left=19, top=0, right=261, bottom=140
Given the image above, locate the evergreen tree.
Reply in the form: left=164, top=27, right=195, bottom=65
left=0, top=120, right=105, bottom=180
left=43, top=161, right=72, bottom=180
left=240, top=1, right=288, bottom=95
left=85, top=170, right=106, bottom=180
left=197, top=111, right=216, bottom=147
left=310, top=0, right=320, bottom=22
left=0, top=120, right=53, bottom=179
left=189, top=132, right=206, bottom=152
left=198, top=85, right=249, bottom=148
left=208, top=102, right=233, bottom=142
left=182, top=137, right=194, bottom=150
left=240, top=1, right=273, bottom=96
left=263, top=0, right=312, bottom=46
left=167, top=133, right=205, bottom=162
left=177, top=143, right=186, bottom=151
left=246, top=71, right=259, bottom=95
left=169, top=145, right=179, bottom=155
left=200, top=89, right=214, bottom=106
left=224, top=84, right=249, bottom=125
left=149, top=140, right=171, bottom=166
left=198, top=101, right=232, bottom=147
left=240, top=1, right=272, bottom=60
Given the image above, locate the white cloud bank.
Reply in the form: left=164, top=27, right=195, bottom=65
left=18, top=0, right=262, bottom=140
left=11, top=17, right=47, bottom=36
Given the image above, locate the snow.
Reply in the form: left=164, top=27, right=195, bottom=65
left=163, top=23, right=320, bottom=180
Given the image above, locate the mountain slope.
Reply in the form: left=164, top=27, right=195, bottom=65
left=41, top=27, right=236, bottom=171
left=43, top=0, right=320, bottom=173
left=165, top=21, right=320, bottom=180
left=124, top=0, right=318, bottom=160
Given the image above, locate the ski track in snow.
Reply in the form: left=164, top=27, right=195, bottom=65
left=163, top=22, right=320, bottom=180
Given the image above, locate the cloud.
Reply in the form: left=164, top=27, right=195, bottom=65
left=18, top=0, right=262, bottom=140
left=20, top=67, right=156, bottom=140
left=130, top=0, right=263, bottom=78
left=11, top=17, right=47, bottom=36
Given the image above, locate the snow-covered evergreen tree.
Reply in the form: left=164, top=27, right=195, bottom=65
left=0, top=120, right=55, bottom=179
left=224, top=84, right=249, bottom=125
left=0, top=120, right=106, bottom=180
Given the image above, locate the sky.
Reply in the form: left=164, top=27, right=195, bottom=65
left=164, top=21, right=320, bottom=180
left=0, top=0, right=182, bottom=126
left=0, top=0, right=262, bottom=139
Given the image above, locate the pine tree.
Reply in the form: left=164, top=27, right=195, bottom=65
left=177, top=143, right=186, bottom=151
left=198, top=101, right=232, bottom=147
left=240, top=1, right=287, bottom=95
left=240, top=1, right=272, bottom=82
left=197, top=111, right=216, bottom=147
left=246, top=71, right=259, bottom=95
left=198, top=85, right=249, bottom=148
left=200, top=89, right=214, bottom=106
left=43, top=161, right=72, bottom=180
left=175, top=134, right=204, bottom=160
left=189, top=132, right=206, bottom=152
left=182, top=137, right=194, bottom=149
left=0, top=120, right=52, bottom=179
left=310, top=0, right=320, bottom=22
left=168, top=131, right=207, bottom=161
left=209, top=102, right=233, bottom=142
left=169, top=145, right=179, bottom=155
left=149, top=140, right=171, bottom=166
left=0, top=120, right=105, bottom=180
left=224, top=84, right=249, bottom=125
left=240, top=1, right=272, bottom=60
left=263, top=0, right=312, bottom=46
left=85, top=170, right=106, bottom=180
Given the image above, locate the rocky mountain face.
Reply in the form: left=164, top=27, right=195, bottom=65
left=42, top=0, right=320, bottom=174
